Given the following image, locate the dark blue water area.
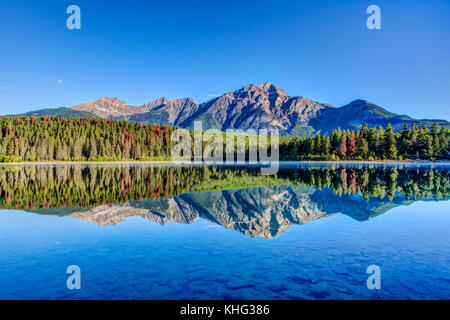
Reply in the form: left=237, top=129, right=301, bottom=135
left=0, top=200, right=449, bottom=300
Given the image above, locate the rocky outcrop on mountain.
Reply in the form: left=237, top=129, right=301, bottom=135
left=124, top=97, right=199, bottom=126
left=70, top=205, right=152, bottom=226
left=14, top=82, right=448, bottom=136
left=70, top=97, right=145, bottom=118
left=67, top=185, right=412, bottom=239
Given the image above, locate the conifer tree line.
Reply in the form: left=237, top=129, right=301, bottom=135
left=0, top=117, right=173, bottom=162
left=280, top=123, right=449, bottom=161
left=0, top=116, right=449, bottom=162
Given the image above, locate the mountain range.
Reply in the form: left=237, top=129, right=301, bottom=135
left=13, top=82, right=450, bottom=136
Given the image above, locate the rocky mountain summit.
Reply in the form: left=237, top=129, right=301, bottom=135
left=179, top=83, right=332, bottom=135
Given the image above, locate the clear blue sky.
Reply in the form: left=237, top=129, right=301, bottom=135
left=0, top=0, right=449, bottom=120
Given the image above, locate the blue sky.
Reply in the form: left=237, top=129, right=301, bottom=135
left=0, top=0, right=449, bottom=120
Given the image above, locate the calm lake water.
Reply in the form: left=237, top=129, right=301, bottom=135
left=0, top=163, right=449, bottom=300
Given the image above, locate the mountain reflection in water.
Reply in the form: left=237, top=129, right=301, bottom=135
left=0, top=164, right=448, bottom=239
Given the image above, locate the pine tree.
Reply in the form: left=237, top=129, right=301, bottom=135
left=73, top=139, right=83, bottom=160
left=367, top=127, right=378, bottom=158
left=347, top=131, right=356, bottom=157
left=356, top=134, right=369, bottom=159
left=410, top=124, right=419, bottom=155
left=89, top=137, right=98, bottom=160
left=339, top=131, right=347, bottom=158
left=376, top=126, right=385, bottom=158
left=316, top=134, right=323, bottom=155
left=384, top=123, right=398, bottom=159
left=431, top=123, right=440, bottom=158
left=439, top=128, right=448, bottom=157
left=323, top=137, right=331, bottom=157
left=426, top=136, right=434, bottom=158
left=56, top=142, right=67, bottom=161
left=330, top=129, right=341, bottom=155
left=398, top=124, right=411, bottom=156
left=360, top=123, right=369, bottom=140
left=417, top=128, right=429, bottom=157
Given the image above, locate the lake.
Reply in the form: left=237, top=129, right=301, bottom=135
left=0, top=163, right=449, bottom=300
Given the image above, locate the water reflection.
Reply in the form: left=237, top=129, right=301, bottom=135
left=0, top=164, right=448, bottom=239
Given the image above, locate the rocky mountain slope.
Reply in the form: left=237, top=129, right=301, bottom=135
left=11, top=82, right=449, bottom=136
left=70, top=97, right=144, bottom=118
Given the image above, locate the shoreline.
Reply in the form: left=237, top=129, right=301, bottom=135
left=1, top=160, right=449, bottom=166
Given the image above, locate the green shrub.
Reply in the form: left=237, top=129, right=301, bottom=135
left=0, top=155, right=22, bottom=163
left=139, top=156, right=173, bottom=162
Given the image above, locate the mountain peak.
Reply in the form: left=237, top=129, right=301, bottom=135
left=258, top=82, right=288, bottom=96
left=155, top=96, right=168, bottom=103
left=343, top=99, right=396, bottom=116
left=71, top=97, right=136, bottom=118
left=347, top=99, right=371, bottom=106
left=97, top=97, right=127, bottom=104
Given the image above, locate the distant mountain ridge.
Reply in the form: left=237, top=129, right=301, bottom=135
left=11, top=82, right=450, bottom=136
left=13, top=107, right=100, bottom=119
